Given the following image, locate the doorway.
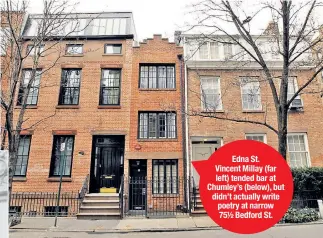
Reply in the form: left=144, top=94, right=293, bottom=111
left=129, top=160, right=147, bottom=211
left=90, top=136, right=124, bottom=193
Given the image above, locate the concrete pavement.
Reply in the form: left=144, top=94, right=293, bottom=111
left=10, top=216, right=220, bottom=233
left=9, top=223, right=323, bottom=238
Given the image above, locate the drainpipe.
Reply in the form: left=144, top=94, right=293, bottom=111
left=177, top=53, right=187, bottom=210
left=184, top=52, right=190, bottom=211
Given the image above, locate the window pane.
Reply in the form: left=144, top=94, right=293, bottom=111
left=100, top=69, right=121, bottom=105
left=240, top=78, right=261, bottom=110
left=148, top=113, right=157, bottom=138
left=139, top=113, right=148, bottom=138
left=246, top=134, right=265, bottom=143
left=105, top=44, right=122, bottom=54
left=199, top=43, right=208, bottom=59
left=167, top=113, right=176, bottom=138
left=59, top=69, right=81, bottom=105
left=166, top=66, right=175, bottom=88
left=201, top=77, right=222, bottom=110
left=152, top=159, right=178, bottom=194
left=50, top=136, right=74, bottom=176
left=148, top=66, right=157, bottom=88
left=158, top=66, right=167, bottom=88
left=17, top=69, right=42, bottom=106
left=15, top=136, right=31, bottom=176
left=66, top=45, right=83, bottom=54
left=210, top=42, right=219, bottom=59
left=140, top=66, right=149, bottom=88
left=158, top=113, right=166, bottom=138
left=287, top=134, right=308, bottom=168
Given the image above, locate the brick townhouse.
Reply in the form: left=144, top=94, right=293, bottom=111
left=180, top=24, right=323, bottom=215
left=3, top=12, right=185, bottom=218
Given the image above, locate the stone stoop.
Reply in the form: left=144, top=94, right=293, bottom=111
left=77, top=193, right=120, bottom=220
left=191, top=190, right=207, bottom=216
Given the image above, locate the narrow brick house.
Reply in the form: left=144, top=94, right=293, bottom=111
left=126, top=35, right=184, bottom=215
left=180, top=26, right=323, bottom=214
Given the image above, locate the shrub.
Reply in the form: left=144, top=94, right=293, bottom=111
left=292, top=167, right=323, bottom=198
left=283, top=207, right=319, bottom=223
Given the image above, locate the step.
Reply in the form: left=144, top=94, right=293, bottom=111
left=77, top=213, right=120, bottom=220
left=191, top=210, right=207, bottom=217
left=84, top=193, right=119, bottom=200
left=79, top=206, right=120, bottom=214
left=82, top=200, right=119, bottom=207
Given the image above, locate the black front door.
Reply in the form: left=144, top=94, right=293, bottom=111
left=129, top=160, right=147, bottom=210
left=90, top=136, right=124, bottom=193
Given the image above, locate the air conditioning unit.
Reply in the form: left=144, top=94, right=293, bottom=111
left=290, top=98, right=303, bottom=109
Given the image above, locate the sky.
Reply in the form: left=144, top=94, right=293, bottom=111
left=25, top=0, right=323, bottom=41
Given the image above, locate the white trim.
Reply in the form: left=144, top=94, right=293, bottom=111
left=200, top=76, right=223, bottom=111
left=245, top=133, right=267, bottom=144
left=287, top=132, right=311, bottom=167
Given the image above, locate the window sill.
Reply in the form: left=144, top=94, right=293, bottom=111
left=15, top=105, right=38, bottom=109
left=97, top=105, right=121, bottom=109
left=139, top=88, right=176, bottom=91
left=201, top=110, right=224, bottom=113
left=242, top=110, right=265, bottom=113
left=47, top=177, right=72, bottom=182
left=102, top=54, right=123, bottom=56
left=56, top=105, right=80, bottom=109
left=63, top=54, right=84, bottom=57
left=13, top=177, right=27, bottom=182
left=138, top=139, right=178, bottom=142
left=152, top=194, right=179, bottom=198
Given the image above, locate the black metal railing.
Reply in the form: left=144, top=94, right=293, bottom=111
left=119, top=175, right=124, bottom=218
left=123, top=177, right=188, bottom=218
left=79, top=174, right=90, bottom=202
left=10, top=192, right=81, bottom=217
left=191, top=176, right=197, bottom=211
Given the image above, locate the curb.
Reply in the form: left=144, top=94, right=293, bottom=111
left=9, top=220, right=323, bottom=233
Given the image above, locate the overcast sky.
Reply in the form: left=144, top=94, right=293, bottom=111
left=25, top=0, right=323, bottom=41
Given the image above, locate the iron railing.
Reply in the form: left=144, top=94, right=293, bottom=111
left=79, top=174, right=90, bottom=202
left=123, top=177, right=188, bottom=218
left=10, top=192, right=81, bottom=217
left=119, top=175, right=124, bottom=218
left=191, top=176, right=197, bottom=211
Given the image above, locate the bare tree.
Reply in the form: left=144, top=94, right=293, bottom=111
left=183, top=0, right=323, bottom=159
left=0, top=0, right=96, bottom=199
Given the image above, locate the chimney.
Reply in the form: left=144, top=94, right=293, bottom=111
left=174, top=31, right=182, bottom=46
left=263, top=21, right=279, bottom=35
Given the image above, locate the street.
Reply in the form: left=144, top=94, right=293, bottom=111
left=9, top=224, right=323, bottom=238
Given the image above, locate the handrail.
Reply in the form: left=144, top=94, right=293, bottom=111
left=79, top=174, right=89, bottom=201
left=192, top=176, right=197, bottom=211
left=119, top=175, right=124, bottom=218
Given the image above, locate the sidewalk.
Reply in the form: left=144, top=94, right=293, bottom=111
left=10, top=216, right=323, bottom=233
left=10, top=216, right=221, bottom=233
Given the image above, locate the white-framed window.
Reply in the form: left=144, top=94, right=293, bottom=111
left=66, top=44, right=83, bottom=55
left=287, top=133, right=310, bottom=168
left=210, top=42, right=219, bottom=59
left=245, top=133, right=267, bottom=143
left=0, top=27, right=10, bottom=56
left=223, top=43, right=233, bottom=59
left=200, top=76, right=223, bottom=111
left=26, top=44, right=44, bottom=56
left=199, top=43, right=208, bottom=59
left=287, top=77, right=303, bottom=108
left=240, top=77, right=262, bottom=110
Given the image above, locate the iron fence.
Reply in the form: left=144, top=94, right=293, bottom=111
left=10, top=192, right=81, bottom=217
left=123, top=177, right=188, bottom=218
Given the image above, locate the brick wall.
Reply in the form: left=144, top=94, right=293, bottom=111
left=187, top=68, right=323, bottom=168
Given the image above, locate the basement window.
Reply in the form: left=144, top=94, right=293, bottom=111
left=44, top=206, right=68, bottom=217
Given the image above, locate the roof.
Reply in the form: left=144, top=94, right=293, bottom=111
left=21, top=12, right=137, bottom=40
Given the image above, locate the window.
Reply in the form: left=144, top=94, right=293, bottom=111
left=240, top=77, right=262, bottom=110
left=139, top=112, right=176, bottom=139
left=287, top=77, right=303, bottom=108
left=199, top=43, right=208, bottom=59
left=210, top=42, right=219, bottom=59
left=26, top=44, right=44, bottom=56
left=44, top=206, right=68, bottom=217
left=66, top=44, right=83, bottom=55
left=100, top=69, right=121, bottom=105
left=17, top=69, right=42, bottom=106
left=245, top=134, right=266, bottom=143
left=200, top=77, right=222, bottom=111
left=287, top=133, right=310, bottom=168
left=59, top=69, right=81, bottom=105
left=104, top=44, right=122, bottom=54
left=0, top=27, right=9, bottom=56
left=224, top=44, right=233, bottom=59
left=139, top=65, right=175, bottom=89
left=49, top=136, right=74, bottom=177
left=14, top=136, right=31, bottom=176
left=152, top=159, right=178, bottom=194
